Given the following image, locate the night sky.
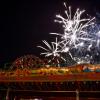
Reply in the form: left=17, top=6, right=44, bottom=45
left=0, top=0, right=100, bottom=64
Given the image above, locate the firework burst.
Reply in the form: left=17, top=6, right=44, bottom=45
left=37, top=38, right=66, bottom=65
left=38, top=2, right=100, bottom=66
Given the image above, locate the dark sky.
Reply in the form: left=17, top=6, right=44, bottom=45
left=0, top=0, right=100, bottom=64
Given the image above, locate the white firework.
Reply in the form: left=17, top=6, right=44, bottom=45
left=37, top=38, right=59, bottom=57
left=37, top=38, right=66, bottom=64
left=51, top=3, right=95, bottom=48
left=86, top=23, right=100, bottom=58
left=38, top=2, right=97, bottom=65
left=92, top=24, right=100, bottom=48
left=74, top=54, right=92, bottom=64
left=50, top=2, right=95, bottom=63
